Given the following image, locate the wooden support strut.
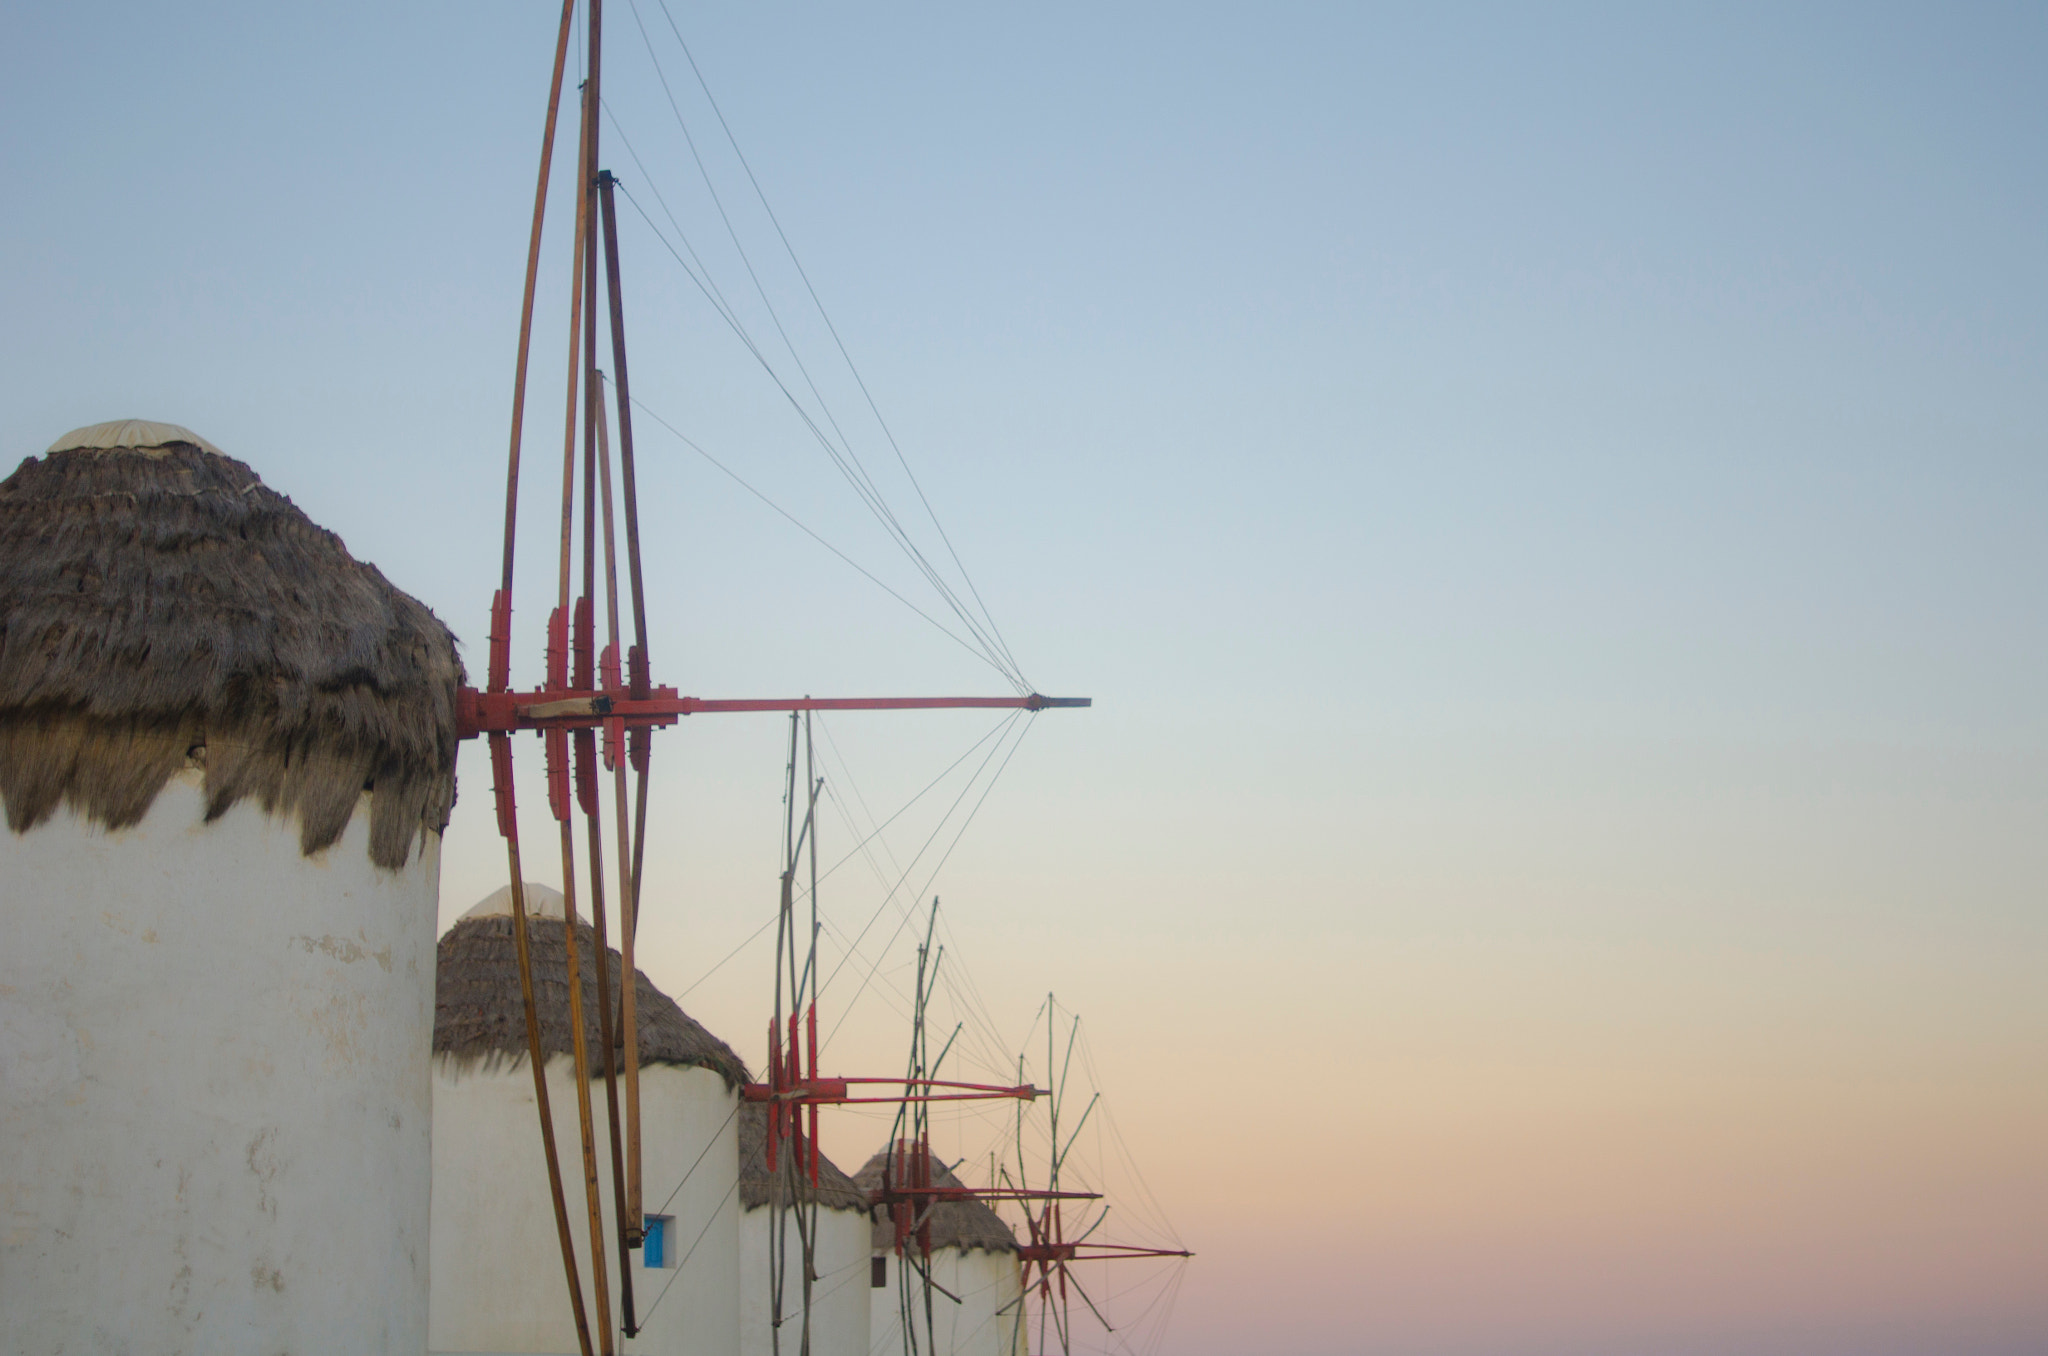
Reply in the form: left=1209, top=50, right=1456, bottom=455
left=455, top=689, right=1090, bottom=739
left=496, top=750, right=595, bottom=1356
left=491, top=2, right=590, bottom=1353
left=593, top=197, right=658, bottom=1268
left=554, top=54, right=615, bottom=1353
left=591, top=389, right=643, bottom=1248
left=749, top=1003, right=1043, bottom=1239
left=578, top=51, right=637, bottom=1329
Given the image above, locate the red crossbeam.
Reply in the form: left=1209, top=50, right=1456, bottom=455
left=458, top=685, right=1088, bottom=740
left=1017, top=1243, right=1194, bottom=1263
left=884, top=1186, right=1099, bottom=1203
left=867, top=1137, right=1098, bottom=1259
left=752, top=1006, right=1040, bottom=1185
left=742, top=1077, right=1041, bottom=1107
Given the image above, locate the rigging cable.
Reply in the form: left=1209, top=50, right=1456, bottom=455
left=634, top=1174, right=741, bottom=1325
left=626, top=391, right=1017, bottom=684
left=814, top=709, right=1024, bottom=1003
left=650, top=0, right=1028, bottom=686
left=821, top=712, right=1038, bottom=1051
left=607, top=173, right=1025, bottom=692
left=814, top=716, right=1027, bottom=1030
left=605, top=17, right=1028, bottom=691
left=804, top=720, right=1018, bottom=1083
left=802, top=721, right=1019, bottom=1081
left=648, top=1100, right=741, bottom=1221
left=597, top=102, right=753, bottom=359
left=627, top=0, right=1024, bottom=689
left=673, top=710, right=1023, bottom=1001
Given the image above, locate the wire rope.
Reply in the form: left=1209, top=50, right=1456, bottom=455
left=819, top=715, right=1037, bottom=1049
left=795, top=713, right=1020, bottom=906
left=608, top=10, right=1028, bottom=691
left=650, top=0, right=1028, bottom=687
left=816, top=712, right=1024, bottom=1003
left=805, top=739, right=1026, bottom=1089
left=635, top=1174, right=740, bottom=1324
left=613, top=174, right=1025, bottom=691
left=675, top=913, right=777, bottom=1000
left=626, top=391, right=1017, bottom=683
left=649, top=1100, right=741, bottom=1220
left=599, top=102, right=757, bottom=359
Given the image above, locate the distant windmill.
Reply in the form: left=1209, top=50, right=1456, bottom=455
left=1004, top=1000, right=1194, bottom=1356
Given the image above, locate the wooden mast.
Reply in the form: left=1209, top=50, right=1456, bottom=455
left=492, top=1, right=593, bottom=1352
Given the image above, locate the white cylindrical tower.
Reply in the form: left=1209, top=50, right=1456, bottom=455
left=737, top=1103, right=874, bottom=1356
left=430, top=885, right=747, bottom=1356
left=856, top=1148, right=1027, bottom=1356
left=0, top=421, right=460, bottom=1353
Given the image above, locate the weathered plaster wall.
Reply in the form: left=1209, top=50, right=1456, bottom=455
left=868, top=1246, right=1025, bottom=1356
left=738, top=1201, right=872, bottom=1356
left=0, top=770, right=439, bottom=1354
left=430, top=1058, right=740, bottom=1356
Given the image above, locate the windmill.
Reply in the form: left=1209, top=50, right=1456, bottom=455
left=1004, top=1001, right=1194, bottom=1356
left=860, top=907, right=1105, bottom=1356
left=746, top=716, right=1055, bottom=1355
left=464, top=4, right=1087, bottom=1353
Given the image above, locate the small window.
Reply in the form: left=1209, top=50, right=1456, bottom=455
left=871, top=1255, right=888, bottom=1288
left=643, top=1215, right=675, bottom=1269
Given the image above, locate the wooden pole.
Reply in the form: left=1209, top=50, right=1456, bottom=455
left=498, top=0, right=578, bottom=612
left=494, top=4, right=593, bottom=1348
left=501, top=821, right=595, bottom=1356
left=593, top=173, right=650, bottom=681
left=556, top=822, right=613, bottom=1355
left=555, top=53, right=614, bottom=1356
left=593, top=385, right=644, bottom=1242
left=578, top=84, right=635, bottom=1332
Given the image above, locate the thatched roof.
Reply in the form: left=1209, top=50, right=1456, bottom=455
left=737, top=1102, right=870, bottom=1214
left=433, top=913, right=747, bottom=1090
left=853, top=1145, right=1019, bottom=1255
left=0, top=423, right=462, bottom=869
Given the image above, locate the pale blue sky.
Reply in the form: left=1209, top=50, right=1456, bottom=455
left=3, top=5, right=2044, bottom=1353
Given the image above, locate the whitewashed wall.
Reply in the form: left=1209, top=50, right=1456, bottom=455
left=868, top=1247, right=1025, bottom=1356
left=430, top=1057, right=740, bottom=1356
left=738, top=1201, right=872, bottom=1356
left=0, top=771, right=440, bottom=1354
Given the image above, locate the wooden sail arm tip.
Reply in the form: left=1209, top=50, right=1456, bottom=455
left=456, top=686, right=1090, bottom=739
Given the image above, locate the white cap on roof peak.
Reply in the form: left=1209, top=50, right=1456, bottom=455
left=47, top=420, right=224, bottom=457
left=463, top=881, right=571, bottom=922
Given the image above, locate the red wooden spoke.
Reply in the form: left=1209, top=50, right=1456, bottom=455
left=456, top=687, right=1087, bottom=740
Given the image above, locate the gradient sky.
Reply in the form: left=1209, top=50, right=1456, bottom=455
left=3, top=4, right=2044, bottom=1354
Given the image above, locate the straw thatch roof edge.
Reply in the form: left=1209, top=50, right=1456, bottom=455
left=434, top=914, right=748, bottom=1090
left=852, top=1148, right=1019, bottom=1255
left=738, top=1102, right=870, bottom=1214
left=0, top=441, right=462, bottom=869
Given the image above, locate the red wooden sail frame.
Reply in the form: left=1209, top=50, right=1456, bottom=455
left=871, top=1133, right=1102, bottom=1262
left=743, top=1002, right=1045, bottom=1185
